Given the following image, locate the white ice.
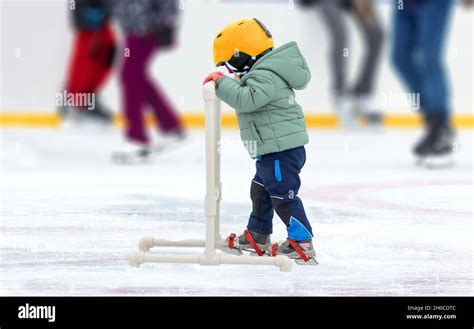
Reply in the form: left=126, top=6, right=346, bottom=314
left=0, top=128, right=473, bottom=296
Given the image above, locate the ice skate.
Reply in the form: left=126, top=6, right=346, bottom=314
left=423, top=136, right=456, bottom=169
left=85, top=100, right=114, bottom=123
left=223, top=230, right=272, bottom=256
left=271, top=238, right=318, bottom=265
left=335, top=95, right=358, bottom=131
left=152, top=130, right=187, bottom=154
left=111, top=141, right=151, bottom=164
left=359, top=112, right=384, bottom=130
left=352, top=95, right=384, bottom=131
left=58, top=99, right=113, bottom=127
left=112, top=131, right=187, bottom=164
left=414, top=117, right=455, bottom=169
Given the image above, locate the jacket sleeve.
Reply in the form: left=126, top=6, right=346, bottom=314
left=215, top=72, right=276, bottom=113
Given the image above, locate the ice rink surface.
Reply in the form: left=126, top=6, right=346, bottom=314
left=1, top=128, right=473, bottom=296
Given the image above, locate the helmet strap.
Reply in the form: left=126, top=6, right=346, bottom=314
left=227, top=48, right=273, bottom=78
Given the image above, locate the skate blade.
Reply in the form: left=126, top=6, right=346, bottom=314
left=221, top=246, right=270, bottom=257
left=248, top=251, right=271, bottom=257
left=423, top=155, right=454, bottom=169
left=153, top=136, right=188, bottom=155
left=415, top=156, right=425, bottom=166
left=111, top=153, right=150, bottom=165
left=295, top=258, right=319, bottom=266
left=220, top=247, right=243, bottom=256
left=236, top=246, right=270, bottom=256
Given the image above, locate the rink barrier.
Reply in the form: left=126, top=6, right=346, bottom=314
left=127, top=82, right=293, bottom=272
left=1, top=112, right=473, bottom=129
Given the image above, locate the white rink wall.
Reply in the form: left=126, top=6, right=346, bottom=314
left=0, top=0, right=473, bottom=114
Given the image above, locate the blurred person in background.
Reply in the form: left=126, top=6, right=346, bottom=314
left=391, top=0, right=473, bottom=168
left=111, top=0, right=185, bottom=164
left=60, top=0, right=116, bottom=124
left=301, top=0, right=384, bottom=130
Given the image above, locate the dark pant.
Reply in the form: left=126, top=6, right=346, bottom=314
left=319, top=0, right=384, bottom=97
left=120, top=34, right=182, bottom=144
left=247, top=146, right=313, bottom=241
left=391, top=0, right=454, bottom=121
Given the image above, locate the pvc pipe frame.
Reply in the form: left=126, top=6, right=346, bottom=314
left=128, top=82, right=292, bottom=272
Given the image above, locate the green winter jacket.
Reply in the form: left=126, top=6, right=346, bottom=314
left=215, top=41, right=310, bottom=158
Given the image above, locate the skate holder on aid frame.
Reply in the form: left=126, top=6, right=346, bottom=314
left=128, top=82, right=292, bottom=272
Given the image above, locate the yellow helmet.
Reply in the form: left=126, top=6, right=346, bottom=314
left=213, top=18, right=274, bottom=67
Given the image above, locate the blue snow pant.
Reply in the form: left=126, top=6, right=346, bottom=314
left=247, top=146, right=313, bottom=241
left=391, top=0, right=454, bottom=121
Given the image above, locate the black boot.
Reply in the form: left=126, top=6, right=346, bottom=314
left=83, top=99, right=113, bottom=123
left=59, top=98, right=113, bottom=124
left=414, top=114, right=455, bottom=167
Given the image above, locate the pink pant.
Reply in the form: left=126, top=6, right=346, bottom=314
left=120, top=35, right=182, bottom=144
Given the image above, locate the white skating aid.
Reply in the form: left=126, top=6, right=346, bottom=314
left=127, top=82, right=293, bottom=272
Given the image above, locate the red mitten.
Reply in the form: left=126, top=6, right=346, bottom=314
left=203, top=71, right=224, bottom=85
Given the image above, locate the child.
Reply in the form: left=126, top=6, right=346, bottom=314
left=203, top=18, right=315, bottom=260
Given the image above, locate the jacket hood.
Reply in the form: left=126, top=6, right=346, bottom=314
left=249, top=41, right=311, bottom=90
